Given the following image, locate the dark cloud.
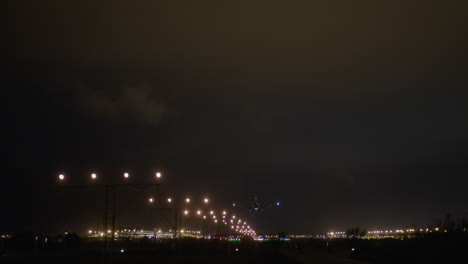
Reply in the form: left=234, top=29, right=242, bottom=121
left=76, top=84, right=166, bottom=125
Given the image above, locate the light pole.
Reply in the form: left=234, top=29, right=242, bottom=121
left=155, top=172, right=162, bottom=201
left=202, top=215, right=207, bottom=237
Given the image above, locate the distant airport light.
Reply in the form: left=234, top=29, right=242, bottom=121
left=91, top=173, right=97, bottom=180
left=222, top=211, right=226, bottom=215
left=210, top=211, right=214, bottom=215
left=186, top=198, right=191, bottom=203
left=167, top=198, right=172, bottom=203
left=197, top=210, right=201, bottom=215
left=204, top=198, right=209, bottom=203
left=149, top=198, right=154, bottom=203
left=276, top=202, right=280, bottom=206
left=184, top=210, right=189, bottom=215
left=124, top=172, right=129, bottom=178
left=59, top=174, right=65, bottom=180
left=156, top=172, right=162, bottom=179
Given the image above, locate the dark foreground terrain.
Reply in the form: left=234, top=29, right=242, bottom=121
left=1, top=233, right=467, bottom=263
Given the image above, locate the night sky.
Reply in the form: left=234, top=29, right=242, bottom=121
left=2, top=1, right=468, bottom=235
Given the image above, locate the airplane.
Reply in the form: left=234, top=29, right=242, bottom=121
left=232, top=194, right=281, bottom=212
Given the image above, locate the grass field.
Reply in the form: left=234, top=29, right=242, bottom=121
left=2, top=234, right=467, bottom=263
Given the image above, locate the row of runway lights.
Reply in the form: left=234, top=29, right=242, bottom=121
left=367, top=229, right=416, bottom=234
left=87, top=228, right=256, bottom=237
left=149, top=197, right=257, bottom=236
left=87, top=229, right=202, bottom=236
left=328, top=227, right=450, bottom=237
left=148, top=196, right=211, bottom=205
left=368, top=228, right=448, bottom=234
left=58, top=172, right=162, bottom=181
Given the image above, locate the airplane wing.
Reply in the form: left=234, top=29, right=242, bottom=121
left=264, top=201, right=282, bottom=209
left=231, top=202, right=243, bottom=208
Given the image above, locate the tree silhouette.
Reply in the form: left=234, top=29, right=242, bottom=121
left=346, top=227, right=366, bottom=239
